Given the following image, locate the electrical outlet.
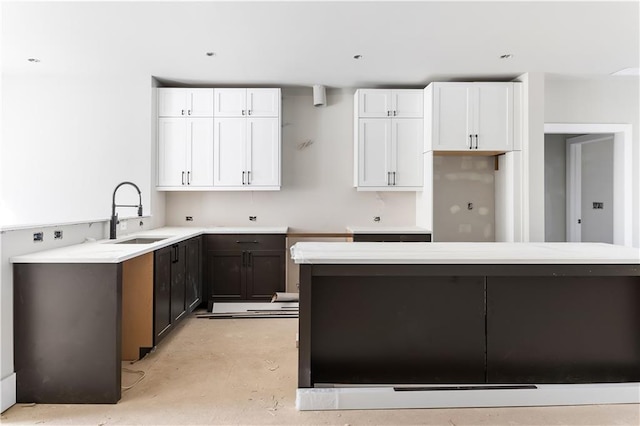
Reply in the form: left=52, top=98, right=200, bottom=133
left=249, top=216, right=257, bottom=222
left=373, top=216, right=381, bottom=222
left=54, top=230, right=63, bottom=239
left=33, top=232, right=44, bottom=242
left=120, top=220, right=127, bottom=231
left=186, top=216, right=193, bottom=221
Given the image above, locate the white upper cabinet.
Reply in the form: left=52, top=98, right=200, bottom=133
left=215, top=88, right=280, bottom=117
left=158, top=88, right=214, bottom=117
left=426, top=82, right=517, bottom=152
left=354, top=88, right=424, bottom=191
left=158, top=118, right=214, bottom=188
left=214, top=118, right=280, bottom=189
left=358, top=89, right=423, bottom=118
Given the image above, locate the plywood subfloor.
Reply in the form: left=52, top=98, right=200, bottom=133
left=3, top=313, right=639, bottom=425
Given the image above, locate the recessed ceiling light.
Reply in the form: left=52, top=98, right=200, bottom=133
left=353, top=54, right=363, bottom=60
left=27, top=58, right=41, bottom=63
left=205, top=52, right=215, bottom=57
left=499, top=54, right=514, bottom=60
left=611, top=67, right=640, bottom=76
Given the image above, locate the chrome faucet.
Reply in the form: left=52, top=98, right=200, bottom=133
left=110, top=181, right=143, bottom=239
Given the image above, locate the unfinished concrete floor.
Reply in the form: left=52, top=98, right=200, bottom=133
left=2, top=313, right=639, bottom=425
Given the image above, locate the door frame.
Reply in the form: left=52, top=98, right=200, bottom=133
left=544, top=123, right=632, bottom=246
left=565, top=134, right=614, bottom=242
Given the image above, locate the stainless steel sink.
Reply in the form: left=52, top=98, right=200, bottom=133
left=110, top=237, right=168, bottom=244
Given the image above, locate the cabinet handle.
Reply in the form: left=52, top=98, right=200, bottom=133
left=242, top=109, right=246, bottom=115
left=181, top=109, right=185, bottom=116
left=242, top=171, right=245, bottom=185
left=393, top=171, right=396, bottom=186
left=242, top=251, right=246, bottom=267
left=247, top=170, right=251, bottom=185
left=236, top=240, right=259, bottom=244
left=187, top=171, right=191, bottom=185
left=248, top=110, right=252, bottom=115
left=393, top=110, right=397, bottom=116
left=469, top=135, right=473, bottom=149
left=387, top=171, right=391, bottom=185
left=188, top=109, right=192, bottom=115
left=474, top=134, right=479, bottom=149
left=182, top=171, right=185, bottom=185
left=387, top=110, right=391, bottom=116
left=248, top=252, right=252, bottom=267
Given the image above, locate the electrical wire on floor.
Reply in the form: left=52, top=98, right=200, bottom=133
left=121, top=367, right=145, bottom=391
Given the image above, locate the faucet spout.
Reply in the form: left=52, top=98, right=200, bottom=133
left=110, top=181, right=143, bottom=239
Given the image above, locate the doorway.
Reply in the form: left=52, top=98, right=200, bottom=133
left=544, top=123, right=632, bottom=246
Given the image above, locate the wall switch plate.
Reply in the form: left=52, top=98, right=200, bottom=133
left=33, top=232, right=44, bottom=242
left=120, top=220, right=127, bottom=230
left=186, top=216, right=193, bottom=221
left=249, top=216, right=257, bottom=221
left=54, top=230, right=63, bottom=239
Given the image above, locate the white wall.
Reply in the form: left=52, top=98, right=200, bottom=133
left=165, top=89, right=417, bottom=230
left=545, top=76, right=640, bottom=247
left=544, top=134, right=567, bottom=242
left=581, top=137, right=614, bottom=243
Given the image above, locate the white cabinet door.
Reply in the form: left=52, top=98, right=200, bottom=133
left=158, top=118, right=187, bottom=186
left=246, top=118, right=280, bottom=187
left=358, top=119, right=392, bottom=187
left=214, top=118, right=246, bottom=186
left=159, top=88, right=213, bottom=117
left=393, top=119, right=424, bottom=187
left=392, top=90, right=423, bottom=118
left=247, top=89, right=280, bottom=117
left=474, top=83, right=513, bottom=151
left=432, top=84, right=473, bottom=151
left=187, top=119, right=214, bottom=186
left=186, top=89, right=214, bottom=117
left=214, top=89, right=247, bottom=117
left=358, top=90, right=392, bottom=118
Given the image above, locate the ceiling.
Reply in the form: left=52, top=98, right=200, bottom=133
left=2, top=1, right=639, bottom=88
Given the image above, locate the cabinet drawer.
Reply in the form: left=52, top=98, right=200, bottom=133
left=352, top=233, right=432, bottom=242
left=204, top=234, right=285, bottom=250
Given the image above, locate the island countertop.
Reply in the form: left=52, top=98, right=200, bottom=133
left=290, top=242, right=640, bottom=264
left=11, top=226, right=289, bottom=264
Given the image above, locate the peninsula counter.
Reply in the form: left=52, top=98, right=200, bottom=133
left=290, top=242, right=640, bottom=410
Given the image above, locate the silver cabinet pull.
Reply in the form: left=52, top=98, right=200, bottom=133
left=242, top=109, right=246, bottom=115
left=247, top=171, right=251, bottom=184
left=248, top=110, right=252, bottom=115
left=474, top=134, right=479, bottom=149
left=242, top=171, right=246, bottom=185
left=181, top=171, right=185, bottom=185
left=188, top=109, right=191, bottom=115
left=187, top=171, right=191, bottom=185
left=393, top=110, right=397, bottom=116
left=469, top=134, right=473, bottom=149
left=181, top=109, right=185, bottom=116
left=387, top=111, right=391, bottom=116
left=387, top=171, right=391, bottom=185
left=393, top=171, right=396, bottom=185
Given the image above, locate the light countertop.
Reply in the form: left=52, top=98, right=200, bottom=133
left=290, top=242, right=640, bottom=265
left=11, top=226, right=288, bottom=264
left=346, top=226, right=431, bottom=234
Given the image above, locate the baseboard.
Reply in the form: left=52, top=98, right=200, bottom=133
left=296, top=383, right=640, bottom=410
left=1, top=373, right=16, bottom=413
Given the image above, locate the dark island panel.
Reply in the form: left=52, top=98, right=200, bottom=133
left=14, top=263, right=122, bottom=403
left=487, top=276, right=640, bottom=383
left=308, top=275, right=486, bottom=385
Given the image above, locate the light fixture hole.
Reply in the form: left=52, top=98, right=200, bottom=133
left=27, top=58, right=41, bottom=63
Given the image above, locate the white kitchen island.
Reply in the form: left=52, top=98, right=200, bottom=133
left=291, top=242, right=640, bottom=410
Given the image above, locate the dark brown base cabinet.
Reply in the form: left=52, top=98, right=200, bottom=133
left=154, top=236, right=201, bottom=345
left=204, top=234, right=286, bottom=304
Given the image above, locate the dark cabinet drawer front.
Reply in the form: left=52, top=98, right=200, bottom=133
left=353, top=233, right=432, bottom=242
left=205, top=234, right=285, bottom=250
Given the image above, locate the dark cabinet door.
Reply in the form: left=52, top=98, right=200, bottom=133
left=154, top=246, right=172, bottom=343
left=206, top=250, right=245, bottom=301
left=246, top=250, right=286, bottom=300
left=185, top=237, right=202, bottom=312
left=171, top=244, right=187, bottom=323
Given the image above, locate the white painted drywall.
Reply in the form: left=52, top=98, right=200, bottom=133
left=432, top=155, right=495, bottom=242
left=545, top=76, right=640, bottom=247
left=581, top=137, right=614, bottom=243
left=544, top=134, right=567, bottom=242
left=164, top=89, right=417, bottom=231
